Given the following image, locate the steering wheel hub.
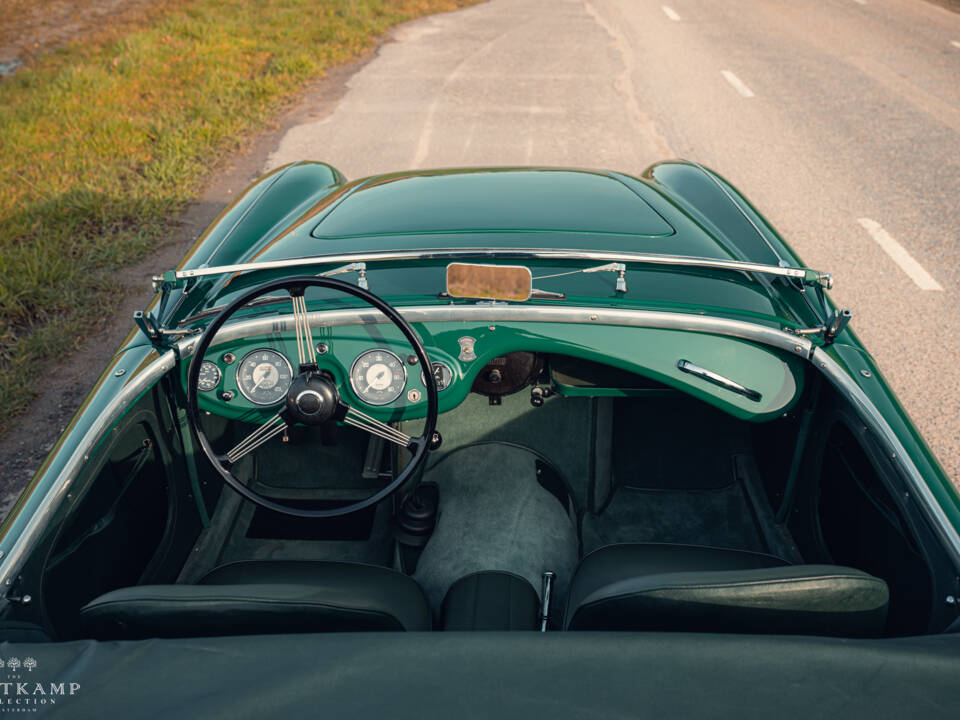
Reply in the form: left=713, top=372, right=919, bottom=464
left=283, top=373, right=338, bottom=425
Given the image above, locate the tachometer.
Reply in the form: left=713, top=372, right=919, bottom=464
left=197, top=361, right=222, bottom=392
left=236, top=349, right=293, bottom=406
left=350, top=349, right=406, bottom=406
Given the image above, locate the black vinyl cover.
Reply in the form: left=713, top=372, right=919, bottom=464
left=442, top=571, right=540, bottom=631
left=79, top=560, right=431, bottom=639
left=3, top=632, right=960, bottom=718
left=565, top=544, right=889, bottom=637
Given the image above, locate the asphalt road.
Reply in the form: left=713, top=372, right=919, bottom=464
left=267, top=0, right=960, bottom=485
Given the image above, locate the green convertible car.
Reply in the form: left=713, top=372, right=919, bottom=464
left=0, top=162, right=958, bottom=717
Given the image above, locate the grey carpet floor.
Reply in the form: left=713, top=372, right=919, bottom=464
left=582, top=482, right=767, bottom=556
left=414, top=442, right=579, bottom=619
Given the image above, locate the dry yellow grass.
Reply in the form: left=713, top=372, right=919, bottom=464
left=0, top=0, right=477, bottom=431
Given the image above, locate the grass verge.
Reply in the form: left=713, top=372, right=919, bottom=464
left=0, top=0, right=475, bottom=433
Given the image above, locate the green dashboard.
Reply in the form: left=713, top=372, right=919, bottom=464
left=183, top=319, right=806, bottom=424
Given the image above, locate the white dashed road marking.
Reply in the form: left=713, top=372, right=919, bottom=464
left=951, top=41, right=960, bottom=50
left=857, top=218, right=944, bottom=291
left=662, top=6, right=681, bottom=21
left=721, top=70, right=755, bottom=98
left=852, top=0, right=867, bottom=5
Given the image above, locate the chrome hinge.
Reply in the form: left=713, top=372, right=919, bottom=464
left=134, top=310, right=200, bottom=348
left=784, top=308, right=851, bottom=346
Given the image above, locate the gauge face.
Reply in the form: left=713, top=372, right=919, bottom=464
left=421, top=361, right=453, bottom=391
left=350, top=349, right=407, bottom=406
left=236, top=349, right=293, bottom=406
left=197, top=361, right=222, bottom=392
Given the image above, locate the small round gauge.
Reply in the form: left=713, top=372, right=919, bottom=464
left=197, top=361, right=222, bottom=392
left=350, top=349, right=407, bottom=406
left=236, top=349, right=293, bottom=406
left=421, top=361, right=454, bottom=391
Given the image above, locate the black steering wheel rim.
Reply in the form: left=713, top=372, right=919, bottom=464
left=186, top=275, right=438, bottom=518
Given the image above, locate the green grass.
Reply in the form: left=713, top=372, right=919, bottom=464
left=0, top=0, right=475, bottom=433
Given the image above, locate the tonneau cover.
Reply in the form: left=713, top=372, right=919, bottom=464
left=3, top=632, right=959, bottom=718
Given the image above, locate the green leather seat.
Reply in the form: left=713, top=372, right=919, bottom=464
left=564, top=543, right=889, bottom=637
left=80, top=560, right=431, bottom=640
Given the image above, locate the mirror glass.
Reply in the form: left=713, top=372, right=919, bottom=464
left=446, top=263, right=532, bottom=301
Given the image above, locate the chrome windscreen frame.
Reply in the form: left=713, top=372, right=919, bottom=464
left=154, top=248, right=834, bottom=290
left=0, top=305, right=957, bottom=599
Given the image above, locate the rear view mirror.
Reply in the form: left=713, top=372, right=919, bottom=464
left=446, top=263, right=532, bottom=302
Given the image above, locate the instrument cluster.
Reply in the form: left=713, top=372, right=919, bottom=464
left=195, top=344, right=454, bottom=411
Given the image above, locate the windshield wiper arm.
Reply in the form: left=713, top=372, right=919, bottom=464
left=177, top=263, right=371, bottom=327
left=532, top=263, right=627, bottom=293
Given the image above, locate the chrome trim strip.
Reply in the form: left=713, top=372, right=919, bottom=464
left=812, top=347, right=960, bottom=569
left=165, top=248, right=831, bottom=287
left=0, top=349, right=177, bottom=590
left=677, top=359, right=762, bottom=401
left=178, top=305, right=816, bottom=359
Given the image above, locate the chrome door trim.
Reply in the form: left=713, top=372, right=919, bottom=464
left=812, top=347, right=960, bottom=569
left=0, top=350, right=177, bottom=593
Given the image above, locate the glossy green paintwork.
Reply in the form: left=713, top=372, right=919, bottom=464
left=309, top=169, right=676, bottom=237
left=190, top=322, right=804, bottom=423
left=2, top=159, right=957, bottom=560
left=157, top=163, right=830, bottom=331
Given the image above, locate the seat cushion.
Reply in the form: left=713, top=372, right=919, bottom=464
left=565, top=543, right=889, bottom=638
left=80, top=560, right=431, bottom=640
left=442, top=571, right=540, bottom=631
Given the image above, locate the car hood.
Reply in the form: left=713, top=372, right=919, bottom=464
left=162, top=164, right=816, bottom=329
left=235, top=167, right=739, bottom=264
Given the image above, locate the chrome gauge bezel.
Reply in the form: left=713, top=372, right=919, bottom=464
left=235, top=348, right=294, bottom=406
left=349, top=349, right=407, bottom=406
left=197, top=361, right=222, bottom=392
left=421, top=361, right=454, bottom=391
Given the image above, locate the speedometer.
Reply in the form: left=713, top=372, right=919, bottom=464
left=236, top=349, right=293, bottom=406
left=350, top=349, right=406, bottom=406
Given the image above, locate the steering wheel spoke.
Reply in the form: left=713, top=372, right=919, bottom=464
left=340, top=403, right=413, bottom=448
left=289, top=287, right=316, bottom=372
left=225, top=414, right=287, bottom=464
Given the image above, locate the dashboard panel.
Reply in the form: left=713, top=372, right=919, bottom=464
left=182, top=319, right=805, bottom=424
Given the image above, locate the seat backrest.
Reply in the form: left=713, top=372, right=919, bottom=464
left=80, top=560, right=432, bottom=639
left=565, top=564, right=890, bottom=637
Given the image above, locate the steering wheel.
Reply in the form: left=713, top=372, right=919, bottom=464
left=186, top=276, right=439, bottom=518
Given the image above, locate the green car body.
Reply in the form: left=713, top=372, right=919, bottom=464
left=4, top=160, right=953, bottom=551
left=0, top=161, right=957, bottom=717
